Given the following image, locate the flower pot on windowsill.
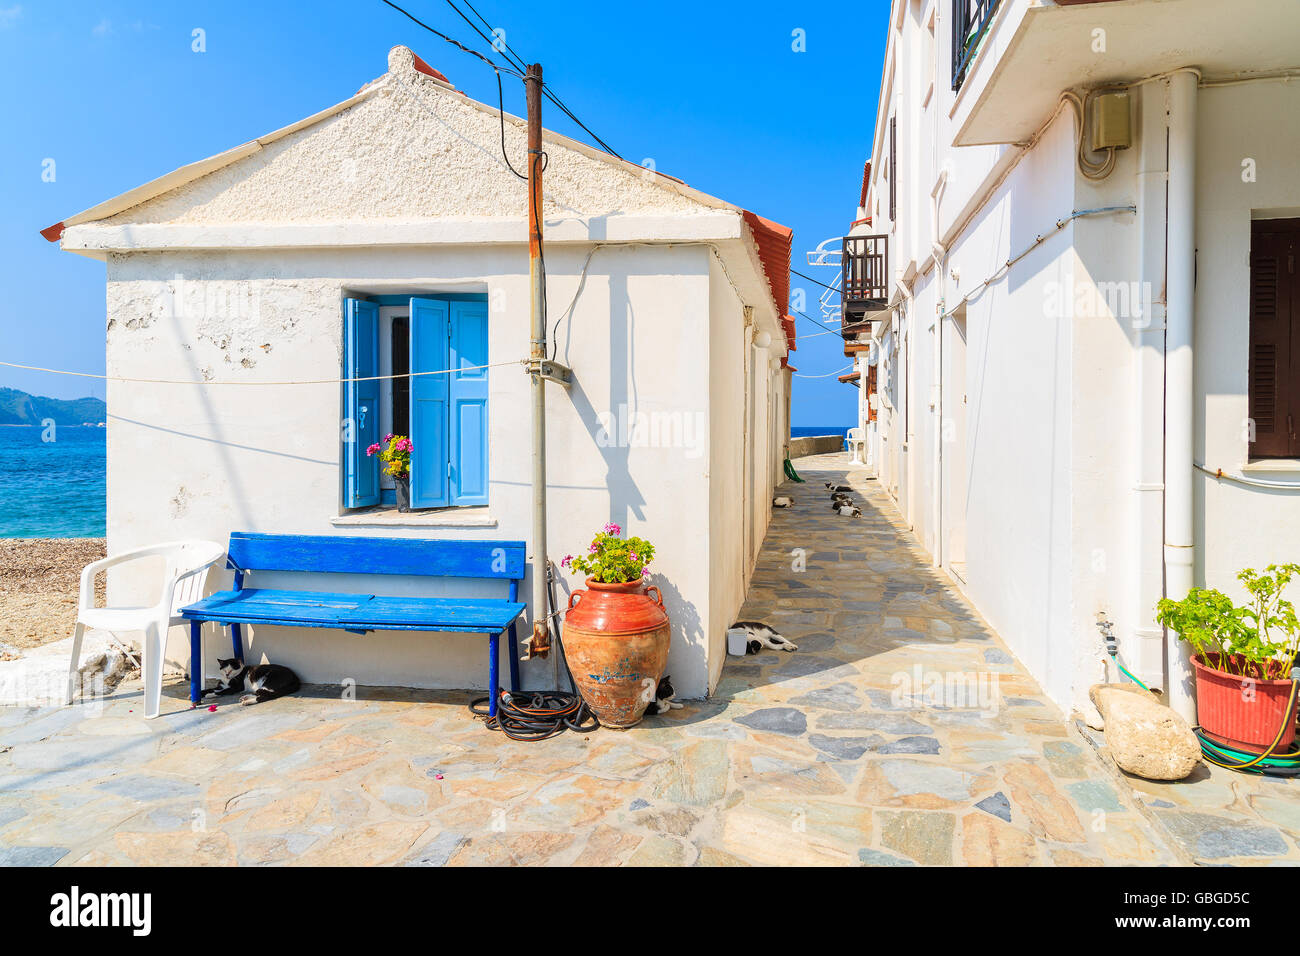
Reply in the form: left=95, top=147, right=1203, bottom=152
left=562, top=576, right=671, bottom=728
left=394, top=476, right=412, bottom=513
left=1192, top=653, right=1297, bottom=752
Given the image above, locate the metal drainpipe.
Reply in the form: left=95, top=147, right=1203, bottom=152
left=1164, top=69, right=1198, bottom=723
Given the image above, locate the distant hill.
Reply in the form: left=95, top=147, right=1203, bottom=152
left=0, top=387, right=105, bottom=426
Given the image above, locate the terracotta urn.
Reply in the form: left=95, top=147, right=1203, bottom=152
left=562, top=577, right=671, bottom=728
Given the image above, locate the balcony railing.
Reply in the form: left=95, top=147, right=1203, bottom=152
left=841, top=235, right=889, bottom=311
left=952, top=0, right=1000, bottom=91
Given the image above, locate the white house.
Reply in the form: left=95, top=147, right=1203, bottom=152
left=843, top=0, right=1300, bottom=720
left=44, top=45, right=797, bottom=700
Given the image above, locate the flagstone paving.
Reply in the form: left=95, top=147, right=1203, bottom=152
left=0, top=453, right=1290, bottom=866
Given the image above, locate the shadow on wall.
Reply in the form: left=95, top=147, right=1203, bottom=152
left=560, top=266, right=706, bottom=696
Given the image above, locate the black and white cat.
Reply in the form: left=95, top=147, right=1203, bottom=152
left=824, top=482, right=852, bottom=493
left=832, top=501, right=862, bottom=517
left=773, top=495, right=795, bottom=508
left=731, top=621, right=798, bottom=652
left=201, top=658, right=301, bottom=706
left=643, top=675, right=685, bottom=716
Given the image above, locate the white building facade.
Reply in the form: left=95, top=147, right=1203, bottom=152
left=47, top=46, right=796, bottom=700
left=847, top=0, right=1300, bottom=719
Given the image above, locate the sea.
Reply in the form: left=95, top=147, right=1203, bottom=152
left=0, top=426, right=106, bottom=538
left=791, top=425, right=852, bottom=440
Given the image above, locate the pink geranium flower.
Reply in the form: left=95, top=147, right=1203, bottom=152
left=603, top=522, right=621, bottom=536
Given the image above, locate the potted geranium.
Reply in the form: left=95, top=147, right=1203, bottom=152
left=367, top=434, right=413, bottom=512
left=560, top=523, right=670, bottom=728
left=1156, top=564, right=1300, bottom=751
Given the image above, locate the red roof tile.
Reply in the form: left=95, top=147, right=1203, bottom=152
left=409, top=52, right=451, bottom=85
left=741, top=210, right=795, bottom=353
left=859, top=160, right=872, bottom=208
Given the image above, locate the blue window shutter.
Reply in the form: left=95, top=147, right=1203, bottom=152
left=449, top=300, right=490, bottom=506
left=409, top=297, right=450, bottom=509
left=343, top=298, right=380, bottom=508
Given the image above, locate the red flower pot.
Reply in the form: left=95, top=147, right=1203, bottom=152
left=1192, top=654, right=1297, bottom=752
left=561, top=577, right=670, bottom=729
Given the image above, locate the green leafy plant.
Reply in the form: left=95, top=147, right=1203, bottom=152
left=562, top=523, right=656, bottom=584
left=1156, top=564, right=1300, bottom=680
left=366, top=433, right=411, bottom=480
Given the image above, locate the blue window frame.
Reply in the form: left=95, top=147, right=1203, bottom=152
left=342, top=294, right=489, bottom=510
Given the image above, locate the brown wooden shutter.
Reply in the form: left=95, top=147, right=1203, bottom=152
left=1249, top=219, right=1300, bottom=459
left=867, top=364, right=878, bottom=423
left=889, top=115, right=897, bottom=224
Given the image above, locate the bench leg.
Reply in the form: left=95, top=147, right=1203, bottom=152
left=507, top=620, right=521, bottom=692
left=488, top=632, right=500, bottom=718
left=189, top=620, right=203, bottom=705
left=230, top=622, right=245, bottom=663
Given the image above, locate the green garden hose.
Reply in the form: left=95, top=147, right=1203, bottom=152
left=783, top=458, right=805, bottom=483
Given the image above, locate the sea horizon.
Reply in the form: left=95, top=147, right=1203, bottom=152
left=0, top=425, right=106, bottom=538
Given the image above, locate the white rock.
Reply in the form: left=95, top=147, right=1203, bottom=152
left=1089, top=682, right=1201, bottom=780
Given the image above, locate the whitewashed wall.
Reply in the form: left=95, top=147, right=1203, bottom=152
left=1195, top=81, right=1300, bottom=588
left=102, top=241, right=769, bottom=699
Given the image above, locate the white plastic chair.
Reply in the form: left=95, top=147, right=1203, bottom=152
left=68, top=540, right=226, bottom=718
left=846, top=426, right=866, bottom=466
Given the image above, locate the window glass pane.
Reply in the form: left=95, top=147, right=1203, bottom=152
left=392, top=315, right=410, bottom=438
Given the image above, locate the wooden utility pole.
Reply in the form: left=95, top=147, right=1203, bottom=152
left=524, top=62, right=551, bottom=662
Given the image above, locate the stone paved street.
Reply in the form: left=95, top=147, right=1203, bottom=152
left=0, top=453, right=1294, bottom=866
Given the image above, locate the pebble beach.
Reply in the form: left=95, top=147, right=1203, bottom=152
left=0, top=537, right=105, bottom=654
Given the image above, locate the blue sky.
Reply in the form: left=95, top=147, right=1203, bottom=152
left=1, top=0, right=886, bottom=425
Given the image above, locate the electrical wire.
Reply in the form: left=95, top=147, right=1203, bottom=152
left=457, top=0, right=529, bottom=73
left=0, top=358, right=527, bottom=387
left=791, top=267, right=842, bottom=293
left=379, top=0, right=522, bottom=77
left=791, top=308, right=845, bottom=337
left=493, top=69, right=527, bottom=180
left=794, top=363, right=854, bottom=379
left=444, top=0, right=623, bottom=159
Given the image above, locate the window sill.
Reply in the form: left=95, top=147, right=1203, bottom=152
left=331, top=506, right=497, bottom=528
left=1241, top=459, right=1300, bottom=475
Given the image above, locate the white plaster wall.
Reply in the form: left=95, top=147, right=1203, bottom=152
left=1195, top=80, right=1300, bottom=595
left=707, top=255, right=747, bottom=691
left=104, top=242, right=731, bottom=698
left=105, top=49, right=710, bottom=229
left=869, top=99, right=1084, bottom=710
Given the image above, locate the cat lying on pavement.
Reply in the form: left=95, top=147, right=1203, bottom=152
left=201, top=658, right=301, bottom=706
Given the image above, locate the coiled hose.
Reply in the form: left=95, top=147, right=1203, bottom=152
left=469, top=689, right=597, bottom=741
left=469, top=560, right=599, bottom=741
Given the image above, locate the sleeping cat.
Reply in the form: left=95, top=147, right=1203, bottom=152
left=731, top=620, right=799, bottom=652
left=643, top=675, right=684, bottom=716
left=201, top=658, right=301, bottom=706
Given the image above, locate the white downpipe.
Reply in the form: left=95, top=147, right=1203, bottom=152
left=1164, top=70, right=1198, bottom=723
left=1129, top=81, right=1172, bottom=692
left=930, top=165, right=950, bottom=569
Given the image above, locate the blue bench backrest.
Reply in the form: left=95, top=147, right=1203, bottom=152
left=226, top=533, right=526, bottom=580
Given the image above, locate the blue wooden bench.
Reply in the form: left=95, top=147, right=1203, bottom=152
left=179, top=533, right=527, bottom=716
